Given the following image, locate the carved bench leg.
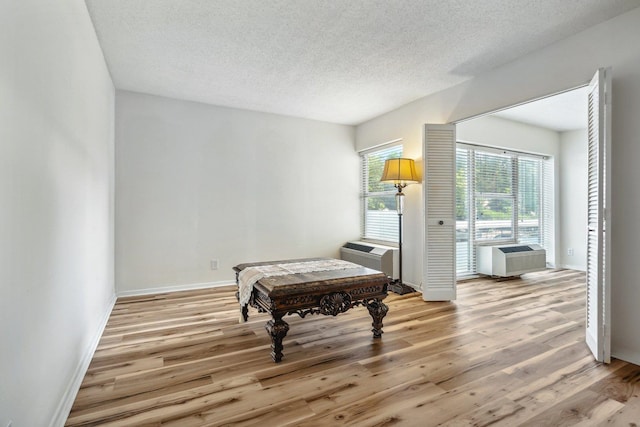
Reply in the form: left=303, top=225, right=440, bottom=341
left=365, top=299, right=388, bottom=338
left=265, top=316, right=289, bottom=362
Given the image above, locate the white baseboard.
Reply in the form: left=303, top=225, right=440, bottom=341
left=612, top=347, right=640, bottom=366
left=402, top=281, right=420, bottom=291
left=116, top=280, right=234, bottom=297
left=49, top=280, right=233, bottom=425
left=557, top=263, right=586, bottom=272
left=50, top=293, right=117, bottom=427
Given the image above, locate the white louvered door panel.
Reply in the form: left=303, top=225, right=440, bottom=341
left=585, top=68, right=612, bottom=363
left=423, top=124, right=456, bottom=300
left=542, top=158, right=555, bottom=266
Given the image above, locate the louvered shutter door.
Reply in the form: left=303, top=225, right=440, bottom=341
left=423, top=124, right=456, bottom=300
left=541, top=158, right=555, bottom=265
left=585, top=68, right=612, bottom=363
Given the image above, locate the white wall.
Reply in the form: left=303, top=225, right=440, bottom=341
left=559, top=130, right=588, bottom=271
left=115, top=91, right=359, bottom=294
left=356, top=7, right=640, bottom=364
left=457, top=115, right=561, bottom=265
left=0, top=1, right=115, bottom=426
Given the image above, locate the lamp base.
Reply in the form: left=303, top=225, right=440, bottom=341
left=388, top=280, right=416, bottom=295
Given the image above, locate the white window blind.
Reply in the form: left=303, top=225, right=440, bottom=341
left=360, top=144, right=402, bottom=242
left=456, top=149, right=472, bottom=274
left=456, top=143, right=550, bottom=276
left=518, top=156, right=543, bottom=245
left=474, top=150, right=515, bottom=242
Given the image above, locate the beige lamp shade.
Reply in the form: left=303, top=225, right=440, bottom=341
left=380, top=158, right=419, bottom=186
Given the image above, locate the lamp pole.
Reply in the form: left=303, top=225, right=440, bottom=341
left=380, top=157, right=418, bottom=295
left=397, top=188, right=404, bottom=286
left=390, top=184, right=414, bottom=294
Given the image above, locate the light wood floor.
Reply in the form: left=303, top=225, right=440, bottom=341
left=66, top=269, right=640, bottom=426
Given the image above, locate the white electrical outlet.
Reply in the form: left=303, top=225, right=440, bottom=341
left=210, top=259, right=219, bottom=270
left=567, top=248, right=574, bottom=256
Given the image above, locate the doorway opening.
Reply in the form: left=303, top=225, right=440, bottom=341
left=454, top=87, right=589, bottom=278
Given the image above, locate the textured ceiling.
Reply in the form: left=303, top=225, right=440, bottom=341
left=85, top=0, right=640, bottom=125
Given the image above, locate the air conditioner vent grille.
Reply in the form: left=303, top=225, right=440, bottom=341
left=498, top=245, right=533, bottom=253
left=343, top=242, right=375, bottom=252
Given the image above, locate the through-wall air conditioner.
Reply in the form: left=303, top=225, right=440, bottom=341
left=340, top=241, right=399, bottom=280
left=476, top=244, right=547, bottom=277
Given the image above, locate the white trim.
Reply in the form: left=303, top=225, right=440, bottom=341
left=558, top=263, right=586, bottom=272
left=49, top=294, right=117, bottom=427
left=360, top=238, right=399, bottom=248
left=457, top=140, right=550, bottom=160
left=402, top=280, right=419, bottom=291
left=116, top=280, right=234, bottom=297
left=51, top=280, right=235, bottom=425
left=612, top=348, right=640, bottom=366
left=357, top=138, right=402, bottom=155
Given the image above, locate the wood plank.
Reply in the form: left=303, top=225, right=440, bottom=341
left=65, top=269, right=640, bottom=425
left=517, top=389, right=624, bottom=426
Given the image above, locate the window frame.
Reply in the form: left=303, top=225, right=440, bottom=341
left=456, top=142, right=549, bottom=275
left=359, top=141, right=403, bottom=244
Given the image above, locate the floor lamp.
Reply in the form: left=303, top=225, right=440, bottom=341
left=380, top=158, right=419, bottom=294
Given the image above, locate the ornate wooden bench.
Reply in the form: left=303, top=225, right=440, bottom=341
left=233, top=258, right=389, bottom=362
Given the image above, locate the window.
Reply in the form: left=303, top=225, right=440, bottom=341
left=456, top=143, right=550, bottom=275
left=360, top=143, right=402, bottom=242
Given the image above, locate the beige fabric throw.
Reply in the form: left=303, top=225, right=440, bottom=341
left=238, top=259, right=360, bottom=322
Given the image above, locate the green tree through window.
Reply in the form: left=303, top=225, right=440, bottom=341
left=456, top=145, right=546, bottom=275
